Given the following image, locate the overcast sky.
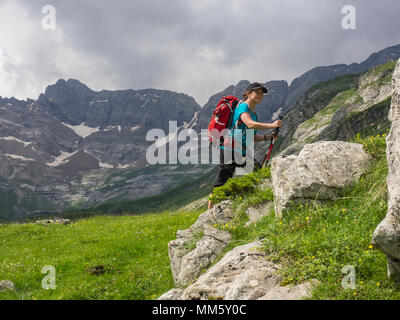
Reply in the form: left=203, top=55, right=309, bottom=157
left=0, top=0, right=399, bottom=106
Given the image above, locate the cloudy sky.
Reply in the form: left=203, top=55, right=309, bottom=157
left=0, top=0, right=399, bottom=106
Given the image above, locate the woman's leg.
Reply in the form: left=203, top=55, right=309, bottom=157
left=208, top=163, right=236, bottom=210
left=208, top=193, right=214, bottom=210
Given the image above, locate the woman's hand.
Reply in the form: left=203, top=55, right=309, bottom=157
left=272, top=119, right=282, bottom=128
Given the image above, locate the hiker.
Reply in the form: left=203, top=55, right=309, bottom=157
left=208, top=82, right=282, bottom=210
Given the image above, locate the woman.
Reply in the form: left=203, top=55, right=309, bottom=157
left=208, top=82, right=282, bottom=210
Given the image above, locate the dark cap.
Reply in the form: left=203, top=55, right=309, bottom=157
left=246, top=82, right=268, bottom=94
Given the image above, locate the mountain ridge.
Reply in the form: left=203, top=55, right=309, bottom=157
left=1, top=44, right=400, bottom=221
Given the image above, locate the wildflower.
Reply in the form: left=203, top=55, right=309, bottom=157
left=312, top=256, right=315, bottom=259
left=306, top=216, right=309, bottom=221
left=360, top=281, right=364, bottom=285
left=382, top=134, right=386, bottom=137
left=342, top=208, right=347, bottom=212
left=358, top=258, right=362, bottom=263
left=376, top=282, right=380, bottom=287
left=353, top=292, right=357, bottom=296
left=369, top=244, right=373, bottom=249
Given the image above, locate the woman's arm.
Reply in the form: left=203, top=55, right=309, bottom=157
left=240, top=112, right=282, bottom=130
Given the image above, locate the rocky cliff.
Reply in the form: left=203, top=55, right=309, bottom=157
left=372, top=58, right=400, bottom=280
left=273, top=60, right=396, bottom=157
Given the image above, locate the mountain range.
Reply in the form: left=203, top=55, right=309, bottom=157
left=1, top=43, right=400, bottom=221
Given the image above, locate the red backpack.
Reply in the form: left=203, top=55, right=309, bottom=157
left=207, top=95, right=240, bottom=144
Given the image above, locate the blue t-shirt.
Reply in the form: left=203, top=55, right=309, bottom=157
left=221, top=102, right=257, bottom=155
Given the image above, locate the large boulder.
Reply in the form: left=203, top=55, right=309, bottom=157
left=271, top=141, right=371, bottom=218
left=168, top=201, right=234, bottom=287
left=372, top=58, right=400, bottom=280
left=159, top=241, right=317, bottom=300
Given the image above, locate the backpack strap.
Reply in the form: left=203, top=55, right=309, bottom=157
left=227, top=99, right=240, bottom=129
left=233, top=100, right=244, bottom=130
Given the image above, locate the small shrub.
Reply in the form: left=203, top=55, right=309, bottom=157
left=209, top=167, right=271, bottom=203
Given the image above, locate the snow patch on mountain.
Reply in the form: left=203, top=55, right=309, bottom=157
left=0, top=136, right=32, bottom=147
left=47, top=150, right=80, bottom=167
left=62, top=122, right=100, bottom=138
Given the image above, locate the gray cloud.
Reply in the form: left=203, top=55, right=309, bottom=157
left=0, top=0, right=399, bottom=105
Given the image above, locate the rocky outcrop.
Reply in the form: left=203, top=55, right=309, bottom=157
left=271, top=141, right=371, bottom=218
left=160, top=241, right=317, bottom=300
left=372, top=58, right=400, bottom=280
left=168, top=201, right=234, bottom=287
left=274, top=73, right=361, bottom=157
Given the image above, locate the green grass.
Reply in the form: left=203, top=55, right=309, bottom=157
left=370, top=60, right=397, bottom=77
left=0, top=208, right=205, bottom=300
left=330, top=87, right=358, bottom=105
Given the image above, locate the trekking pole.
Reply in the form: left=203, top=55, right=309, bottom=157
left=261, top=116, right=283, bottom=168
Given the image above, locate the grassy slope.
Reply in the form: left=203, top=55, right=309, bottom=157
left=0, top=208, right=205, bottom=300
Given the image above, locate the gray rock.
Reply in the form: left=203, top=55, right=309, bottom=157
left=271, top=141, right=371, bottom=218
left=157, top=288, right=184, bottom=300
left=168, top=201, right=234, bottom=287
left=176, top=225, right=231, bottom=287
left=244, top=203, right=273, bottom=227
left=191, top=200, right=234, bottom=231
left=372, top=58, right=400, bottom=280
left=257, top=280, right=319, bottom=300
left=179, top=241, right=280, bottom=300
left=166, top=241, right=317, bottom=300
left=0, top=280, right=15, bottom=291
